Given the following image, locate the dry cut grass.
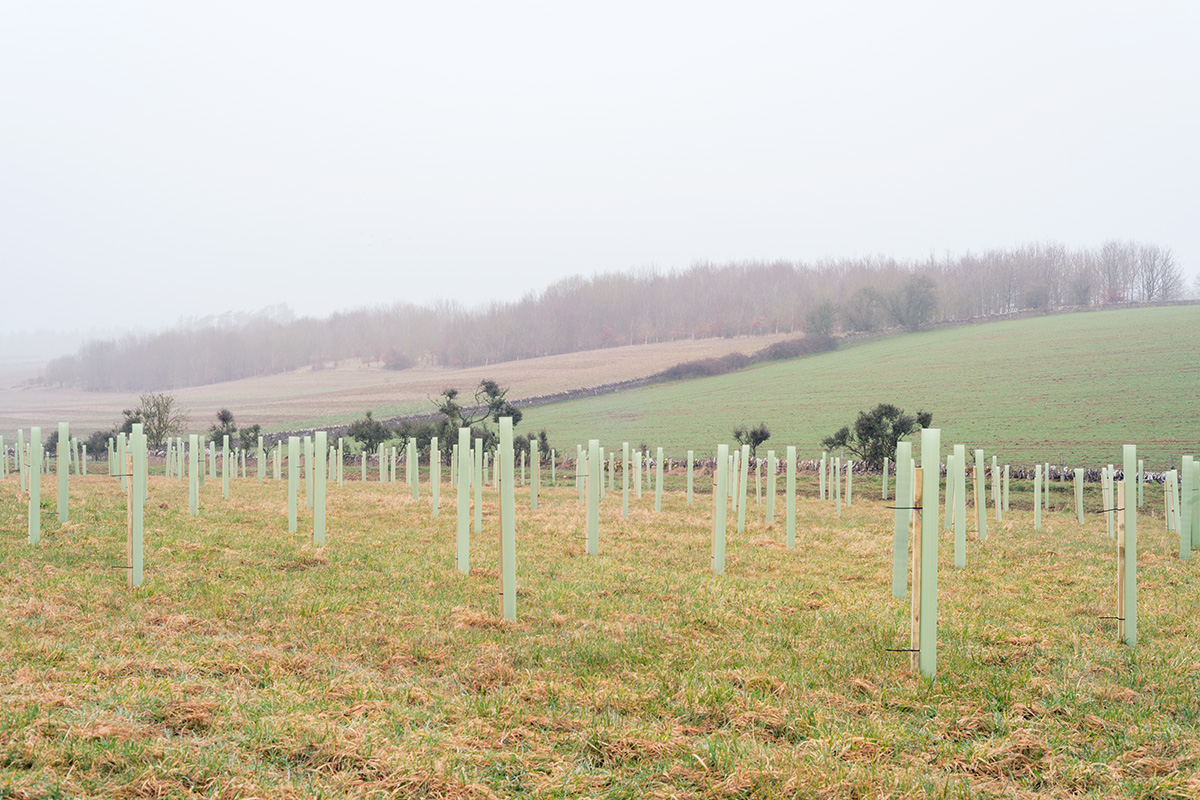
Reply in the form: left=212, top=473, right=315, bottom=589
left=2, top=466, right=1199, bottom=798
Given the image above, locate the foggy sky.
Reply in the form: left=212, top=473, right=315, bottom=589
left=3, top=1, right=1197, bottom=352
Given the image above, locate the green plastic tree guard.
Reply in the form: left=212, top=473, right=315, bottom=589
left=189, top=434, right=199, bottom=516
left=500, top=418, right=517, bottom=621
left=431, top=437, right=439, bottom=518
left=918, top=428, right=941, bottom=678
left=766, top=450, right=777, bottom=524
left=314, top=432, right=327, bottom=546
left=785, top=446, right=796, bottom=548
left=473, top=438, right=483, bottom=535
left=28, top=427, right=41, bottom=544
left=882, top=456, right=889, bottom=500
left=1188, top=459, right=1199, bottom=551
left=622, top=442, right=630, bottom=519
left=655, top=447, right=664, bottom=512
left=953, top=445, right=966, bottom=563
left=130, top=427, right=145, bottom=588
left=686, top=450, right=694, bottom=505
left=258, top=436, right=265, bottom=483
left=1003, top=465, right=1010, bottom=512
left=1122, top=445, right=1138, bottom=647
left=943, top=452, right=955, bottom=533
left=530, top=439, right=539, bottom=511
left=587, top=439, right=600, bottom=556
left=634, top=448, right=642, bottom=499
left=1137, top=459, right=1145, bottom=507
left=892, top=441, right=912, bottom=598
left=736, top=444, right=749, bottom=532
left=845, top=460, right=853, bottom=507
left=118, top=434, right=128, bottom=493
left=287, top=436, right=300, bottom=533
left=1180, top=456, right=1192, bottom=560
left=1033, top=465, right=1042, bottom=531
left=222, top=435, right=230, bottom=499
left=409, top=438, right=418, bottom=501
left=974, top=449, right=987, bottom=541
left=457, top=428, right=471, bottom=574
left=305, top=437, right=314, bottom=508
left=819, top=452, right=826, bottom=500
left=1074, top=468, right=1086, bottom=525
left=714, top=444, right=729, bottom=573
left=835, top=457, right=842, bottom=514
left=57, top=422, right=68, bottom=524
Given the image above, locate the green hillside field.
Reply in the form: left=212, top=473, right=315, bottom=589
left=521, top=305, right=1200, bottom=471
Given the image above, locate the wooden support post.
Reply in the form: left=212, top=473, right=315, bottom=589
left=587, top=439, right=600, bottom=555
left=500, top=418, right=517, bottom=621
left=453, top=429, right=471, bottom=574
left=785, top=446, right=796, bottom=548
left=713, top=444, right=728, bottom=573
left=910, top=467, right=923, bottom=671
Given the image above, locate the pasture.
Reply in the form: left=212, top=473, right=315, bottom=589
left=3, top=460, right=1199, bottom=798
left=522, top=305, right=1200, bottom=470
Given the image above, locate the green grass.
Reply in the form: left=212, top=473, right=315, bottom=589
left=521, top=305, right=1200, bottom=470
left=3, top=467, right=1199, bottom=798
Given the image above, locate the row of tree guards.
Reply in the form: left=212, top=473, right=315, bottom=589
left=7, top=423, right=1193, bottom=675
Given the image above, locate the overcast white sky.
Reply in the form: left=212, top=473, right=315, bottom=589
left=2, top=1, right=1197, bottom=352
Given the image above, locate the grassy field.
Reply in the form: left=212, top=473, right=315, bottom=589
left=521, top=305, right=1200, bottom=471
left=3, top=465, right=1199, bottom=798
left=0, top=334, right=791, bottom=436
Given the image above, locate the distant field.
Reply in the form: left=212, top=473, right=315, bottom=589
left=0, top=333, right=789, bottom=436
left=521, top=306, right=1200, bottom=470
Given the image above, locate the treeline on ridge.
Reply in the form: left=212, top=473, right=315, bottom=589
left=43, top=239, right=1186, bottom=391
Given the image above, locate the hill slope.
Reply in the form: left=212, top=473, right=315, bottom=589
left=520, top=305, right=1200, bottom=469
left=0, top=333, right=789, bottom=436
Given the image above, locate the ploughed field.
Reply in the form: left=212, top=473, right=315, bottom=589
left=3, top=466, right=1199, bottom=798
left=522, top=305, right=1200, bottom=470
left=0, top=334, right=792, bottom=435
